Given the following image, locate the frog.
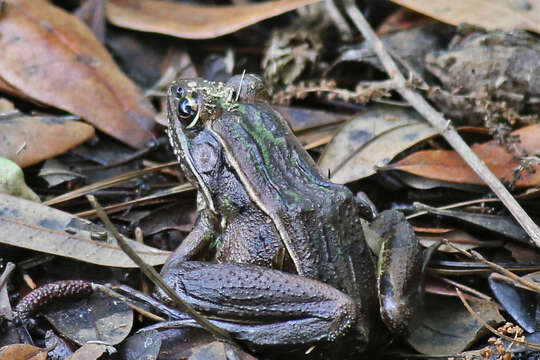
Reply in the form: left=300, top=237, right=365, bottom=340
left=155, top=73, right=422, bottom=355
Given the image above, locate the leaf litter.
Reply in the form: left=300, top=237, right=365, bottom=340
left=0, top=0, right=539, bottom=358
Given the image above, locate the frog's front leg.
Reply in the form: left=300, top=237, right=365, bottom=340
left=154, top=261, right=356, bottom=347
left=161, top=206, right=218, bottom=271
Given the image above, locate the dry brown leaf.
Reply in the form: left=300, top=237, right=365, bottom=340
left=0, top=77, right=28, bottom=100
left=390, top=0, right=540, bottom=33
left=0, top=0, right=157, bottom=149
left=0, top=344, right=48, bottom=360
left=0, top=98, right=14, bottom=112
left=0, top=115, right=95, bottom=167
left=106, top=0, right=324, bottom=39
left=318, top=105, right=439, bottom=184
left=407, top=295, right=504, bottom=355
left=65, top=344, right=107, bottom=360
left=391, top=124, right=540, bottom=187
left=0, top=193, right=171, bottom=267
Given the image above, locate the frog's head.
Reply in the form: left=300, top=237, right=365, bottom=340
left=166, top=78, right=228, bottom=213
left=167, top=75, right=270, bottom=212
left=168, top=78, right=229, bottom=136
left=167, top=75, right=269, bottom=134
left=167, top=75, right=270, bottom=163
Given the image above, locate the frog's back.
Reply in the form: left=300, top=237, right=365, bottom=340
left=209, top=102, right=378, bottom=338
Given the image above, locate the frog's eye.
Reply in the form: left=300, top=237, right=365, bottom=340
left=178, top=97, right=197, bottom=118
left=177, top=92, right=200, bottom=128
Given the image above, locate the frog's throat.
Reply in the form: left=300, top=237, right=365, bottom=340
left=173, top=130, right=216, bottom=214
left=207, top=125, right=305, bottom=276
left=167, top=98, right=216, bottom=213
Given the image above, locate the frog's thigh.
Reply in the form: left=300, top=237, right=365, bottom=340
left=160, top=261, right=356, bottom=344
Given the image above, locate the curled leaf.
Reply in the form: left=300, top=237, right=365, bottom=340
left=0, top=114, right=95, bottom=167
left=0, top=0, right=156, bottom=148
left=390, top=0, right=540, bottom=33
left=318, top=104, right=438, bottom=184
left=106, top=0, right=324, bottom=39
left=0, top=193, right=171, bottom=267
left=392, top=124, right=540, bottom=187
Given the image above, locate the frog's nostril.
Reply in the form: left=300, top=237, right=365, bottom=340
left=175, top=86, right=185, bottom=99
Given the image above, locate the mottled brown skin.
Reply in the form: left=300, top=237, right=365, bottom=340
left=156, top=74, right=420, bottom=354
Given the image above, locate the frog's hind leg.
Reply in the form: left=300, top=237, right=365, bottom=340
left=153, top=261, right=356, bottom=347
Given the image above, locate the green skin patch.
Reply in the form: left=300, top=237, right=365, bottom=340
left=220, top=197, right=236, bottom=217
left=229, top=103, right=332, bottom=207
left=236, top=104, right=280, bottom=180
left=206, top=229, right=221, bottom=249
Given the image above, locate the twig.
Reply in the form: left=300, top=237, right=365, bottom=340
left=83, top=138, right=168, bottom=171
left=342, top=0, right=540, bottom=246
left=86, top=195, right=235, bottom=343
left=92, top=283, right=164, bottom=322
left=455, top=288, right=540, bottom=351
left=406, top=197, right=500, bottom=220
left=0, top=262, right=15, bottom=293
left=444, top=240, right=540, bottom=293
left=437, top=276, right=492, bottom=301
left=44, top=162, right=178, bottom=206
left=75, top=183, right=194, bottom=218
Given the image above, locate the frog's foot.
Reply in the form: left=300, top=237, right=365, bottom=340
left=154, top=261, right=356, bottom=347
left=372, top=210, right=423, bottom=335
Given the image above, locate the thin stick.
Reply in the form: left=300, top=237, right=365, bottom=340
left=44, top=162, right=178, bottom=206
left=86, top=195, right=235, bottom=343
left=92, top=283, right=164, bottom=322
left=438, top=276, right=492, bottom=301
left=342, top=0, right=540, bottom=246
left=444, top=240, right=540, bottom=293
left=0, top=262, right=15, bottom=292
left=407, top=197, right=500, bottom=220
left=455, top=288, right=540, bottom=351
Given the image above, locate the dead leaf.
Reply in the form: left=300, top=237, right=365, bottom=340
left=488, top=275, right=535, bottom=333
left=74, top=0, right=107, bottom=42
left=0, top=114, right=95, bottom=167
left=0, top=193, right=171, bottom=267
left=407, top=295, right=504, bottom=355
left=418, top=205, right=530, bottom=243
left=0, top=264, right=20, bottom=346
left=391, top=124, right=540, bottom=187
left=189, top=341, right=257, bottom=360
left=390, top=0, right=540, bottom=33
left=274, top=105, right=345, bottom=132
left=0, top=0, right=156, bottom=149
left=318, top=104, right=439, bottom=184
left=398, top=172, right=487, bottom=192
left=418, top=229, right=499, bottom=253
left=0, top=344, right=48, bottom=360
left=45, top=292, right=132, bottom=346
left=505, top=243, right=540, bottom=264
left=65, top=344, right=107, bottom=360
left=0, top=98, right=14, bottom=112
left=0, top=77, right=26, bottom=100
left=38, top=158, right=84, bottom=188
left=376, top=8, right=433, bottom=36
left=120, top=331, right=162, bottom=360
left=106, top=0, right=324, bottom=39
left=297, top=123, right=340, bottom=150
